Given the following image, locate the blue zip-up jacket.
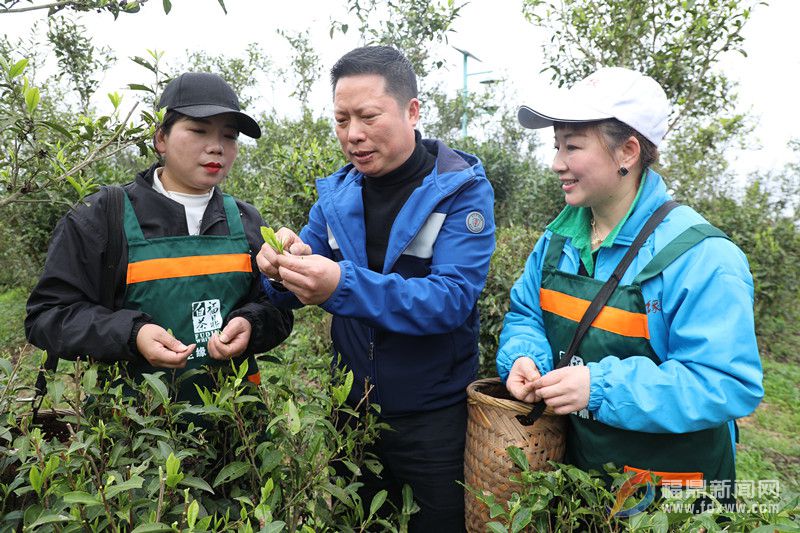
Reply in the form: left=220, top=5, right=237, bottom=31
left=263, top=139, right=496, bottom=416
left=496, top=170, right=763, bottom=440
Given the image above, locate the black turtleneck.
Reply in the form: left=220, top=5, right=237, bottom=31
left=362, top=131, right=436, bottom=272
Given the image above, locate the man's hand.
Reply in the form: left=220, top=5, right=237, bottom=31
left=256, top=227, right=311, bottom=280
left=136, top=324, right=195, bottom=368
left=506, top=357, right=542, bottom=403
left=208, top=316, right=251, bottom=360
left=275, top=253, right=341, bottom=305
left=533, top=366, right=591, bottom=415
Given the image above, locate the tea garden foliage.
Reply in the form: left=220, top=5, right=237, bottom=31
left=1, top=0, right=799, bottom=530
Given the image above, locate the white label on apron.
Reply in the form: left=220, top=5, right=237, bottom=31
left=192, top=299, right=222, bottom=344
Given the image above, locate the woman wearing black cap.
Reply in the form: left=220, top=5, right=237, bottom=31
left=25, top=72, right=293, bottom=403
left=496, top=67, right=762, bottom=508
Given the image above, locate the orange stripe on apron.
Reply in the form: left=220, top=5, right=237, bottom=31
left=540, top=288, right=650, bottom=339
left=127, top=253, right=252, bottom=284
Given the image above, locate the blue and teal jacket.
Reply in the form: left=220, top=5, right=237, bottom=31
left=263, top=139, right=495, bottom=416
left=496, top=169, right=763, bottom=443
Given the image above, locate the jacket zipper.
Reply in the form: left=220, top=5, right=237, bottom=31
left=368, top=327, right=379, bottom=404
left=368, top=328, right=375, bottom=360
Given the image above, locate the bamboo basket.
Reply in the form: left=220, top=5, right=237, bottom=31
left=464, top=378, right=566, bottom=532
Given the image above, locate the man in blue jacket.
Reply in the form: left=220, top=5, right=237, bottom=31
left=257, top=46, right=495, bottom=531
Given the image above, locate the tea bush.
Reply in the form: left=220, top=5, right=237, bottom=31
left=467, top=447, right=799, bottom=532
left=0, top=348, right=417, bottom=531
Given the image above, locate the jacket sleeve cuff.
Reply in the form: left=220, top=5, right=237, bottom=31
left=320, top=261, right=349, bottom=313
left=260, top=274, right=303, bottom=309
left=587, top=361, right=607, bottom=412
left=497, top=353, right=543, bottom=382
left=128, top=317, right=153, bottom=359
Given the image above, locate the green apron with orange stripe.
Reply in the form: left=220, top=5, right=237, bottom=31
left=122, top=191, right=260, bottom=404
left=541, top=224, right=736, bottom=489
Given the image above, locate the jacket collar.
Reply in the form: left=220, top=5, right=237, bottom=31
left=615, top=168, right=672, bottom=245
left=547, top=168, right=670, bottom=247
left=133, top=163, right=228, bottom=235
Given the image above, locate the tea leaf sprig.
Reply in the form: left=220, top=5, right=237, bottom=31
left=260, top=226, right=284, bottom=254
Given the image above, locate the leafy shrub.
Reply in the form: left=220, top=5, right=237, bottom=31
left=478, top=224, right=542, bottom=378
left=0, top=349, right=415, bottom=531
left=467, top=447, right=800, bottom=532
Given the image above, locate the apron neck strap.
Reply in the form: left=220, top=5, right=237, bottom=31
left=221, top=193, right=246, bottom=239
left=633, top=223, right=729, bottom=284
left=544, top=233, right=568, bottom=269
left=122, top=191, right=145, bottom=243
left=123, top=191, right=246, bottom=242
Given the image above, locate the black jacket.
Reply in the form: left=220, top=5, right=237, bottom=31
left=25, top=163, right=293, bottom=363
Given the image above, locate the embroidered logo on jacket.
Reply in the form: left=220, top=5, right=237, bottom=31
left=466, top=211, right=485, bottom=233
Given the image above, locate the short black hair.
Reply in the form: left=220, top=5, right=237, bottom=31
left=330, top=45, right=418, bottom=104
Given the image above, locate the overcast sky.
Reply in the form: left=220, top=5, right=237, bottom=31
left=4, top=0, right=798, bottom=180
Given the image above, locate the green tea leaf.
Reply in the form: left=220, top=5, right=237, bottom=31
left=212, top=461, right=250, bottom=487
left=29, top=513, right=73, bottom=528
left=285, top=398, right=301, bottom=435
left=131, top=524, right=174, bottom=533
left=104, top=475, right=144, bottom=499
left=368, top=489, right=387, bottom=518
left=507, top=446, right=529, bottom=471
left=127, top=83, right=155, bottom=93
left=24, top=86, right=40, bottom=114
left=29, top=466, right=42, bottom=494
left=179, top=476, right=214, bottom=494
left=510, top=507, right=532, bottom=533
left=142, top=373, right=169, bottom=406
left=63, top=491, right=102, bottom=506
left=165, top=452, right=183, bottom=488
left=486, top=522, right=508, bottom=533
left=260, top=226, right=284, bottom=254
left=186, top=499, right=199, bottom=528
left=9, top=58, right=28, bottom=79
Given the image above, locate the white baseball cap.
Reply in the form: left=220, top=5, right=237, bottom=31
left=517, top=67, right=671, bottom=147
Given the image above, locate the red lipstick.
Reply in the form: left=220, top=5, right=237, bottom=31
left=203, top=162, right=222, bottom=173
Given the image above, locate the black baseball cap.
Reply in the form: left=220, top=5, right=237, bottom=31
left=158, top=72, right=262, bottom=139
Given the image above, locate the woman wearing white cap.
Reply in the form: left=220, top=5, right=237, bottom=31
left=26, top=72, right=293, bottom=404
left=496, top=67, right=763, bottom=501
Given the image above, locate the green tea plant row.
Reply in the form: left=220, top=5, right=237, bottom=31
left=0, top=353, right=417, bottom=532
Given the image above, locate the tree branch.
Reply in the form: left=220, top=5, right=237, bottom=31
left=0, top=1, right=75, bottom=14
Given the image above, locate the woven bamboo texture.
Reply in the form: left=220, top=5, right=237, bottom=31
left=464, top=378, right=566, bottom=532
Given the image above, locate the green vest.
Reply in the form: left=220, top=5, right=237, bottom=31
left=541, top=224, right=736, bottom=487
left=121, top=191, right=259, bottom=403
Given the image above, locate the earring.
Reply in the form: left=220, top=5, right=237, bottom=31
left=618, top=166, right=629, bottom=176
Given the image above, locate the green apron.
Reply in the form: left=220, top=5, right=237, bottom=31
left=540, top=224, right=736, bottom=488
left=121, top=191, right=260, bottom=403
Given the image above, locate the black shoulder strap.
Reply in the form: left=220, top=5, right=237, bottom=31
left=102, top=185, right=124, bottom=308
left=32, top=185, right=124, bottom=421
left=516, top=200, right=680, bottom=426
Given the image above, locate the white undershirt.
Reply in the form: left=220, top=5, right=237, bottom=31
left=153, top=168, right=213, bottom=236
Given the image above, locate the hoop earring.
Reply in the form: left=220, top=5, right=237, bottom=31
left=618, top=166, right=629, bottom=176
